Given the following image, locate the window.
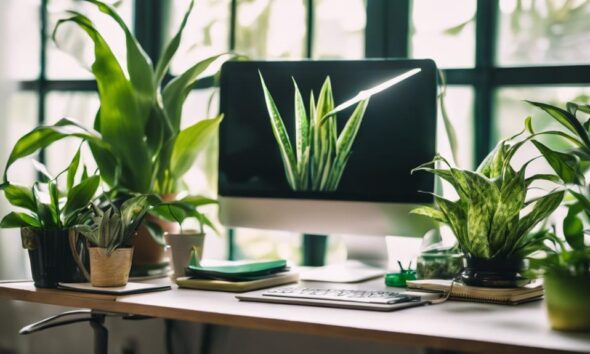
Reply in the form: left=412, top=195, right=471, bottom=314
left=2, top=0, right=589, bottom=272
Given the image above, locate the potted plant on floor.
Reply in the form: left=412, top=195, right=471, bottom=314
left=0, top=149, right=100, bottom=288
left=150, top=196, right=218, bottom=279
left=3, top=0, right=227, bottom=266
left=73, top=195, right=153, bottom=287
left=525, top=101, right=590, bottom=331
left=411, top=134, right=564, bottom=287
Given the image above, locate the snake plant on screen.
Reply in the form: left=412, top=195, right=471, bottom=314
left=2, top=0, right=223, bottom=197
left=411, top=134, right=564, bottom=260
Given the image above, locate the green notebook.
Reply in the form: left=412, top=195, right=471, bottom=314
left=186, top=259, right=288, bottom=281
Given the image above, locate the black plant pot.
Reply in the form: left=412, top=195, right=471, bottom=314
left=21, top=227, right=87, bottom=288
left=460, top=256, right=529, bottom=288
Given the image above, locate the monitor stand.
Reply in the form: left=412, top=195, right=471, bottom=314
left=301, top=234, right=385, bottom=283
left=302, top=234, right=328, bottom=266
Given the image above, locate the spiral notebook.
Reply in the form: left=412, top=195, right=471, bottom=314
left=406, top=279, right=543, bottom=305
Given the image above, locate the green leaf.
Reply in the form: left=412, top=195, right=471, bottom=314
left=0, top=212, right=41, bottom=229
left=169, top=115, right=223, bottom=180
left=292, top=78, right=309, bottom=166
left=67, top=148, right=81, bottom=191
left=54, top=13, right=152, bottom=193
left=163, top=54, right=225, bottom=132
left=63, top=176, right=100, bottom=219
left=531, top=140, right=583, bottom=184
left=410, top=206, right=447, bottom=223
left=527, top=100, right=590, bottom=148
left=259, top=72, right=298, bottom=190
left=178, top=195, right=218, bottom=207
left=516, top=190, right=564, bottom=241
left=155, top=0, right=194, bottom=85
left=1, top=184, right=36, bottom=212
left=48, top=180, right=61, bottom=227
left=563, top=207, right=585, bottom=250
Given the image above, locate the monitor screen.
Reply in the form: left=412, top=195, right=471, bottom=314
left=219, top=60, right=437, bottom=205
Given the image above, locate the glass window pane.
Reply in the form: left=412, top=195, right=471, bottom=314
left=437, top=86, right=475, bottom=169
left=411, top=0, right=476, bottom=68
left=235, top=0, right=306, bottom=59
left=47, top=0, right=133, bottom=79
left=169, top=0, right=231, bottom=74
left=44, top=92, right=100, bottom=177
left=3, top=0, right=41, bottom=80
left=313, top=0, right=366, bottom=59
left=0, top=92, right=39, bottom=279
left=497, top=0, right=590, bottom=66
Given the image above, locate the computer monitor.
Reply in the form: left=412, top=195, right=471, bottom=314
left=218, top=59, right=437, bottom=237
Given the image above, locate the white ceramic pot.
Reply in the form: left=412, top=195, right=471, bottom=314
left=164, top=231, right=205, bottom=279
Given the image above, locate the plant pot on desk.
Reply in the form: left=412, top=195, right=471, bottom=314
left=544, top=272, right=590, bottom=332
left=88, top=247, right=134, bottom=287
left=165, top=231, right=205, bottom=279
left=21, top=227, right=87, bottom=288
left=460, top=256, right=529, bottom=288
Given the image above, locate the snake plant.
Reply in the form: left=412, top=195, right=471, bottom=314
left=412, top=134, right=564, bottom=259
left=2, top=0, right=223, bottom=196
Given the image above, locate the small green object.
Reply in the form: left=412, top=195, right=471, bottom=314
left=385, top=270, right=417, bottom=287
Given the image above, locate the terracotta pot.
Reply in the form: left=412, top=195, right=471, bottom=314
left=132, top=194, right=179, bottom=265
left=89, top=247, right=134, bottom=287
left=164, top=231, right=205, bottom=279
left=545, top=272, right=590, bottom=332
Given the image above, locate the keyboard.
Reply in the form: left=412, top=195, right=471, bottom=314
left=236, top=286, right=436, bottom=311
left=263, top=287, right=419, bottom=304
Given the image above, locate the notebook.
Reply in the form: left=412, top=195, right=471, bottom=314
left=58, top=282, right=171, bottom=295
left=406, top=279, right=543, bottom=305
left=185, top=259, right=288, bottom=281
left=176, top=272, right=299, bottom=292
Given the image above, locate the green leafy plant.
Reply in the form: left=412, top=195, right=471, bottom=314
left=0, top=149, right=100, bottom=230
left=526, top=101, right=590, bottom=276
left=411, top=135, right=564, bottom=260
left=150, top=195, right=219, bottom=235
left=259, top=73, right=369, bottom=192
left=2, top=0, right=224, bottom=197
left=75, top=195, right=152, bottom=255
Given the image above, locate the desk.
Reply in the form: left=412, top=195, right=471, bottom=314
left=0, top=279, right=589, bottom=354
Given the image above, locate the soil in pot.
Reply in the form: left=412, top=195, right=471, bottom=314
left=21, top=227, right=87, bottom=288
left=544, top=273, right=590, bottom=332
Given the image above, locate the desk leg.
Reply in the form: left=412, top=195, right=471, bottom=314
left=90, top=314, right=108, bottom=354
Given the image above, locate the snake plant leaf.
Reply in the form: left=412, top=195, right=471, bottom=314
left=170, top=115, right=223, bottom=180
left=292, top=78, right=309, bottom=164
left=0, top=212, right=41, bottom=229
left=531, top=140, right=583, bottom=185
left=259, top=73, right=298, bottom=190
left=84, top=0, right=155, bottom=119
left=63, top=175, right=100, bottom=220
left=2, top=118, right=104, bottom=183
left=464, top=171, right=500, bottom=258
left=1, top=184, right=37, bottom=212
left=55, top=13, right=152, bottom=193
left=163, top=54, right=225, bottom=132
left=121, top=195, right=150, bottom=239
left=66, top=148, right=81, bottom=191
left=527, top=100, right=590, bottom=148
left=563, top=207, right=585, bottom=250
left=155, top=0, right=194, bottom=85
left=410, top=206, right=447, bottom=223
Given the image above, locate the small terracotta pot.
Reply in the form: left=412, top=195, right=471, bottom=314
left=89, top=247, right=134, bottom=287
left=164, top=231, right=205, bottom=279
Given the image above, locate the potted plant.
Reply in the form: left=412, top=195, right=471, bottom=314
left=150, top=196, right=218, bottom=279
left=525, top=101, right=590, bottom=331
left=2, top=0, right=227, bottom=265
left=73, top=195, right=152, bottom=287
left=411, top=134, right=564, bottom=287
left=0, top=150, right=100, bottom=288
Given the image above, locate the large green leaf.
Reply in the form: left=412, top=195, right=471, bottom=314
left=563, top=207, right=585, bottom=250
left=0, top=212, right=41, bottom=229
left=2, top=118, right=104, bottom=183
left=531, top=140, right=583, bottom=184
left=527, top=100, right=590, bottom=148
left=292, top=79, right=309, bottom=166
left=63, top=175, right=100, bottom=221
left=259, top=73, right=298, bottom=190
left=1, top=184, right=36, bottom=212
left=66, top=148, right=81, bottom=191
left=169, top=115, right=223, bottom=181
left=410, top=206, right=447, bottom=223
left=155, top=0, right=194, bottom=85
left=163, top=54, right=225, bottom=132
left=55, top=13, right=152, bottom=193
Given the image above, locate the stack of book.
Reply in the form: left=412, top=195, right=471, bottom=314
left=176, top=259, right=298, bottom=292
